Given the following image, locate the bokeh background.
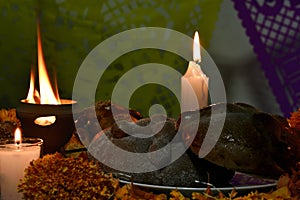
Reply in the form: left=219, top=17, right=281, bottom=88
left=1, top=0, right=297, bottom=118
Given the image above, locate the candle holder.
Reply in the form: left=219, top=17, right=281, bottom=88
left=0, top=137, right=43, bottom=200
left=16, top=100, right=76, bottom=154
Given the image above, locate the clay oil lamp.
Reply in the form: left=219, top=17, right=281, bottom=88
left=17, top=25, right=76, bottom=154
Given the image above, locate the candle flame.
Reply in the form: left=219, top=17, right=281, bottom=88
left=193, top=31, right=201, bottom=63
left=14, top=128, right=22, bottom=145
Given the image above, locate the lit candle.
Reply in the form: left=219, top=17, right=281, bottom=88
left=0, top=128, right=42, bottom=200
left=181, top=31, right=209, bottom=112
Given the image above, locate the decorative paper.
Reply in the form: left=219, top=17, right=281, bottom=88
left=233, top=0, right=300, bottom=117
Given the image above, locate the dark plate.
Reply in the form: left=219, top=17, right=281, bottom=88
left=118, top=172, right=277, bottom=196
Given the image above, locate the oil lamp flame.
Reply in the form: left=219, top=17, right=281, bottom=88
left=37, top=25, right=61, bottom=105
left=193, top=31, right=201, bottom=63
left=26, top=68, right=40, bottom=104
left=14, top=128, right=22, bottom=145
left=24, top=24, right=62, bottom=126
left=25, top=24, right=61, bottom=105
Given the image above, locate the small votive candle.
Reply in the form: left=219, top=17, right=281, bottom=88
left=0, top=132, right=43, bottom=200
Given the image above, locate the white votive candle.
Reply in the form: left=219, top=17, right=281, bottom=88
left=0, top=136, right=42, bottom=200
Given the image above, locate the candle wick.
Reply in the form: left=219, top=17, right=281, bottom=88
left=16, top=141, right=21, bottom=148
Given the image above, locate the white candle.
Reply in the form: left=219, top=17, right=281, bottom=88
left=0, top=128, right=42, bottom=200
left=181, top=31, right=209, bottom=112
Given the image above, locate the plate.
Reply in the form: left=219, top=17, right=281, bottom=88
left=118, top=172, right=277, bottom=196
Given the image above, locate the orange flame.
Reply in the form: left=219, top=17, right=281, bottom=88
left=25, top=67, right=40, bottom=104
left=25, top=24, right=61, bottom=105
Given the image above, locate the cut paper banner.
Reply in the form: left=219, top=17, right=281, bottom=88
left=233, top=0, right=300, bottom=117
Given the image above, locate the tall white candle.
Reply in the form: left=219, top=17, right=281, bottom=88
left=181, top=31, right=209, bottom=112
left=0, top=128, right=42, bottom=200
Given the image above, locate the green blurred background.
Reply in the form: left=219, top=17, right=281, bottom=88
left=0, top=0, right=281, bottom=117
